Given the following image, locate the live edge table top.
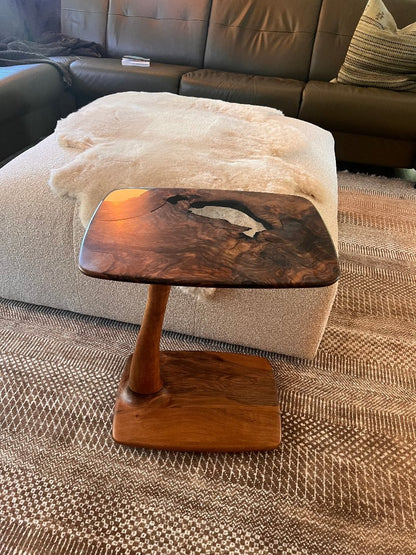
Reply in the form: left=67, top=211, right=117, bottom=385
left=79, top=187, right=339, bottom=289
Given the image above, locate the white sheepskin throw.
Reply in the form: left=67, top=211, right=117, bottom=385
left=49, top=92, right=329, bottom=228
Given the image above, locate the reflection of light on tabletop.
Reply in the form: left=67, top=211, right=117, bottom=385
left=102, top=188, right=148, bottom=223
left=105, top=188, right=147, bottom=204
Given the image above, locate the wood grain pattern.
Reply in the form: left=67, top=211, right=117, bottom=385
left=79, top=188, right=339, bottom=289
left=113, top=351, right=281, bottom=452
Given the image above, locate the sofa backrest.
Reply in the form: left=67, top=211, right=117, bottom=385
left=203, top=0, right=323, bottom=81
left=62, top=0, right=416, bottom=83
left=62, top=0, right=212, bottom=67
left=106, top=0, right=212, bottom=65
left=309, top=0, right=416, bottom=81
left=61, top=0, right=109, bottom=50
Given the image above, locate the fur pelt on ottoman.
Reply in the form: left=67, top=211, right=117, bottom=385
left=49, top=92, right=333, bottom=228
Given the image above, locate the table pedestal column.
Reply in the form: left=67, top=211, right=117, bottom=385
left=128, top=284, right=171, bottom=395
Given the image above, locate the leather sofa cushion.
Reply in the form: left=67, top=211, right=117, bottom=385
left=299, top=81, right=416, bottom=140
left=309, top=0, right=416, bottom=82
left=69, top=57, right=195, bottom=103
left=61, top=0, right=109, bottom=51
left=106, top=0, right=211, bottom=66
left=0, top=64, right=67, bottom=124
left=0, top=64, right=75, bottom=162
left=204, top=0, right=322, bottom=81
left=179, top=69, right=304, bottom=117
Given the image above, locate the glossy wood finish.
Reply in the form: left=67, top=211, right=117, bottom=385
left=113, top=351, right=281, bottom=452
left=79, top=188, right=339, bottom=289
left=79, top=187, right=339, bottom=451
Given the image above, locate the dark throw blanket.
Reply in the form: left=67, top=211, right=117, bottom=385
left=0, top=33, right=104, bottom=86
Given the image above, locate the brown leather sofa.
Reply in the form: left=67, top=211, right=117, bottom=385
left=2, top=0, right=416, bottom=168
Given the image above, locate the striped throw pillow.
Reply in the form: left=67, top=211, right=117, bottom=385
left=334, top=0, right=416, bottom=91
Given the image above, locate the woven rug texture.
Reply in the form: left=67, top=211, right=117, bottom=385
left=0, top=171, right=415, bottom=554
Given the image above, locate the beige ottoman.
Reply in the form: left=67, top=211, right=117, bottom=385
left=0, top=92, right=338, bottom=358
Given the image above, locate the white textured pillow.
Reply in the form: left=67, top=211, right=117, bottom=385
left=334, top=0, right=416, bottom=91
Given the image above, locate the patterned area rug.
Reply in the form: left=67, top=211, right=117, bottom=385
left=1, top=171, right=415, bottom=554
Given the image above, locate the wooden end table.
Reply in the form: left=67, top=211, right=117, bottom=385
left=79, top=188, right=339, bottom=451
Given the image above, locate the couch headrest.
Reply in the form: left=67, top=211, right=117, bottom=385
left=204, top=0, right=323, bottom=81
left=61, top=0, right=109, bottom=51
left=62, top=0, right=212, bottom=67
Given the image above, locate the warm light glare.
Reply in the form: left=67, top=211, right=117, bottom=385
left=99, top=188, right=149, bottom=225
left=105, top=188, right=148, bottom=205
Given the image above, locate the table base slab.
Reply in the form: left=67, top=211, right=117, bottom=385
left=113, top=350, right=281, bottom=452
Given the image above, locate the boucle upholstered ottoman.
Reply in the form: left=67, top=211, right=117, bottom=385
left=0, top=92, right=338, bottom=358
